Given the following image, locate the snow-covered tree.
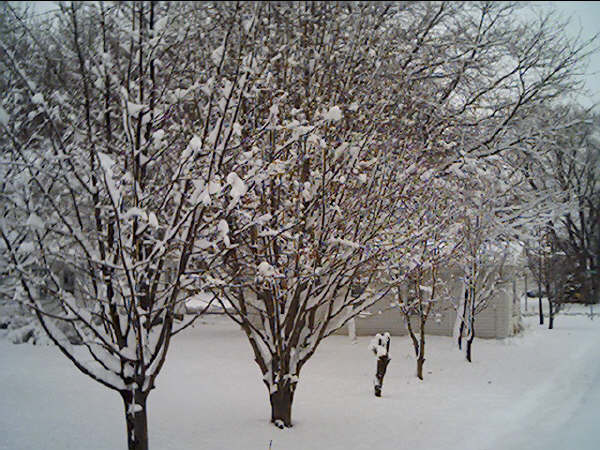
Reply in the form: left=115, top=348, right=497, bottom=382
left=0, top=3, right=253, bottom=448
left=377, top=0, right=595, bottom=362
left=447, top=142, right=573, bottom=360
left=200, top=0, right=596, bottom=424
left=525, top=231, right=568, bottom=329
left=188, top=2, right=416, bottom=428
left=384, top=178, right=462, bottom=379
left=452, top=214, right=513, bottom=363
left=1, top=0, right=597, bottom=437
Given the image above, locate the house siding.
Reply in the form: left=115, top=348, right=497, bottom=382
left=337, top=275, right=523, bottom=339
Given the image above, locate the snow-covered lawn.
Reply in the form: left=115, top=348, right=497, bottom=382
left=2, top=312, right=600, bottom=450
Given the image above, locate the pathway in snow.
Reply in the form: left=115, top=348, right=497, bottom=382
left=550, top=363, right=600, bottom=450
left=478, top=317, right=600, bottom=450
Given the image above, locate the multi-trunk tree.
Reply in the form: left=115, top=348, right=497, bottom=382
left=384, top=177, right=462, bottom=380
left=447, top=150, right=567, bottom=361
left=196, top=3, right=409, bottom=427
left=0, top=2, right=246, bottom=448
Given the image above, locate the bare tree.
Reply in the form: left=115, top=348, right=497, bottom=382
left=546, top=109, right=600, bottom=305
left=525, top=232, right=570, bottom=330
left=516, top=105, right=599, bottom=329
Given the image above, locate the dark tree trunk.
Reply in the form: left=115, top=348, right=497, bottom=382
left=538, top=256, right=544, bottom=325
left=405, top=316, right=419, bottom=357
left=458, top=287, right=468, bottom=350
left=371, top=332, right=391, bottom=396
left=416, top=321, right=426, bottom=380
left=547, top=281, right=554, bottom=330
left=416, top=345, right=425, bottom=380
left=120, top=390, right=149, bottom=450
left=466, top=301, right=475, bottom=363
left=466, top=335, right=473, bottom=362
left=269, top=383, right=295, bottom=428
left=374, top=353, right=391, bottom=397
left=592, top=265, right=600, bottom=304
left=524, top=273, right=528, bottom=311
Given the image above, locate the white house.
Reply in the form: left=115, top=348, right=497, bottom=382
left=339, top=260, right=526, bottom=340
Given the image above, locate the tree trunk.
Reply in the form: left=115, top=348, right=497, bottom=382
left=269, top=383, right=295, bottom=428
left=120, top=390, right=149, bottom=450
left=466, top=303, right=475, bottom=363
left=374, top=352, right=391, bottom=397
left=466, top=335, right=473, bottom=362
left=524, top=273, right=528, bottom=311
left=547, top=282, right=554, bottom=330
left=405, top=315, right=419, bottom=357
left=370, top=332, right=391, bottom=397
left=538, top=255, right=544, bottom=325
left=592, top=264, right=600, bottom=304
left=458, top=287, right=468, bottom=350
left=416, top=319, right=426, bottom=380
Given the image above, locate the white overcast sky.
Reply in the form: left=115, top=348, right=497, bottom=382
left=538, top=1, right=600, bottom=110
left=19, top=1, right=600, bottom=110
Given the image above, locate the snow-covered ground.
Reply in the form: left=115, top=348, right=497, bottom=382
left=2, top=311, right=600, bottom=450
